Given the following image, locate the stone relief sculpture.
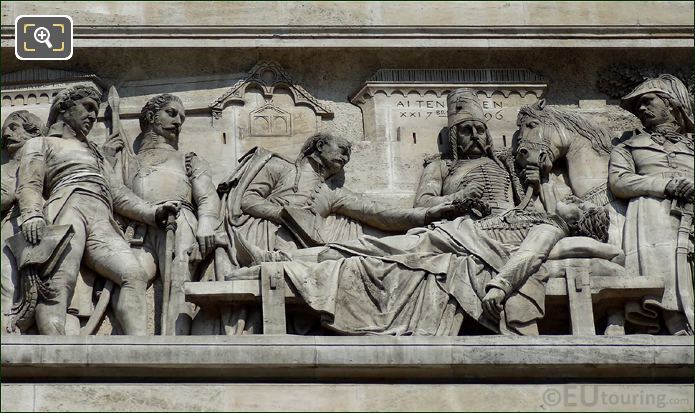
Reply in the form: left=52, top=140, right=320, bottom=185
left=513, top=99, right=627, bottom=245
left=233, top=198, right=610, bottom=335
left=203, top=134, right=475, bottom=334
left=1, top=111, right=45, bottom=333
left=12, top=85, right=178, bottom=335
left=1, top=70, right=691, bottom=337
left=216, top=133, right=467, bottom=268
left=106, top=93, right=222, bottom=335
left=609, top=74, right=694, bottom=336
left=413, top=88, right=523, bottom=215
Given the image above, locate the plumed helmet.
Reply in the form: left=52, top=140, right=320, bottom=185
left=620, top=74, right=694, bottom=132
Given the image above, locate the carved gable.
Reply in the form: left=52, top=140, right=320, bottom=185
left=209, top=61, right=333, bottom=158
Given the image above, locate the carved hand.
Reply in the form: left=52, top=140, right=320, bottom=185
left=21, top=216, right=46, bottom=245
left=665, top=177, right=694, bottom=201
left=676, top=179, right=694, bottom=202
left=523, top=165, right=542, bottom=190
left=195, top=220, right=216, bottom=257
left=481, top=287, right=506, bottom=321
left=102, top=132, right=124, bottom=158
left=154, top=201, right=181, bottom=230
left=424, top=202, right=459, bottom=223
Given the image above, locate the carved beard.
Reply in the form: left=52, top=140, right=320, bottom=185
left=151, top=114, right=179, bottom=149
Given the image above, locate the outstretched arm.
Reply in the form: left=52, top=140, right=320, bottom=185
left=482, top=223, right=565, bottom=319
left=331, top=187, right=428, bottom=232
left=16, top=138, right=47, bottom=224
left=106, top=164, right=158, bottom=226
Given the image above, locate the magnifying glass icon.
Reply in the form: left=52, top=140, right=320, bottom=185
left=33, top=27, right=53, bottom=49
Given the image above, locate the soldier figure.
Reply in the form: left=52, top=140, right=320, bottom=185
left=414, top=88, right=522, bottom=214
left=1, top=110, right=45, bottom=333
left=609, top=74, right=694, bottom=335
left=113, top=93, right=220, bottom=335
left=16, top=85, right=178, bottom=335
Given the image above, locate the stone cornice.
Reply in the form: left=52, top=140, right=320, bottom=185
left=1, top=25, right=693, bottom=48
left=2, top=335, right=692, bottom=381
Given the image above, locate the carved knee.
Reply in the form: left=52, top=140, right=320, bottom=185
left=37, top=312, right=66, bottom=335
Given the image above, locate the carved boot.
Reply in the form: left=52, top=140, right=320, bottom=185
left=232, top=229, right=290, bottom=267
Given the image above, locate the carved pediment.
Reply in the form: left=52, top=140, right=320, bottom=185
left=209, top=61, right=333, bottom=120
left=249, top=103, right=292, bottom=137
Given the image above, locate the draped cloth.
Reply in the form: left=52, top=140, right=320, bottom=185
left=279, top=218, right=549, bottom=336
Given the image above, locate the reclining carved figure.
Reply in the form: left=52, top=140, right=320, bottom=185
left=235, top=198, right=613, bottom=336
left=215, top=133, right=475, bottom=273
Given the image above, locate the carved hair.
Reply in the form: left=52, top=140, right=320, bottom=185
left=654, top=92, right=689, bottom=132
left=575, top=206, right=610, bottom=242
left=293, top=133, right=352, bottom=192
left=2, top=110, right=46, bottom=137
left=139, top=94, right=183, bottom=131
left=561, top=195, right=610, bottom=242
left=47, top=85, right=102, bottom=127
left=517, top=103, right=613, bottom=155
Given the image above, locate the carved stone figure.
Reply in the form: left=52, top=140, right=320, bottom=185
left=236, top=198, right=611, bottom=335
left=15, top=85, right=178, bottom=335
left=203, top=133, right=473, bottom=335
left=609, top=74, right=694, bottom=335
left=513, top=99, right=627, bottom=245
left=1, top=110, right=45, bottom=333
left=414, top=88, right=522, bottom=214
left=109, top=93, right=221, bottom=335
left=217, top=133, right=464, bottom=268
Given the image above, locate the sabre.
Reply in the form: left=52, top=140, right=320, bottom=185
left=160, top=213, right=178, bottom=335
left=670, top=198, right=694, bottom=333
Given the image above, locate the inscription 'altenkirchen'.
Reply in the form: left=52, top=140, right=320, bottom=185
left=350, top=69, right=547, bottom=146
left=396, top=99, right=503, bottom=121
